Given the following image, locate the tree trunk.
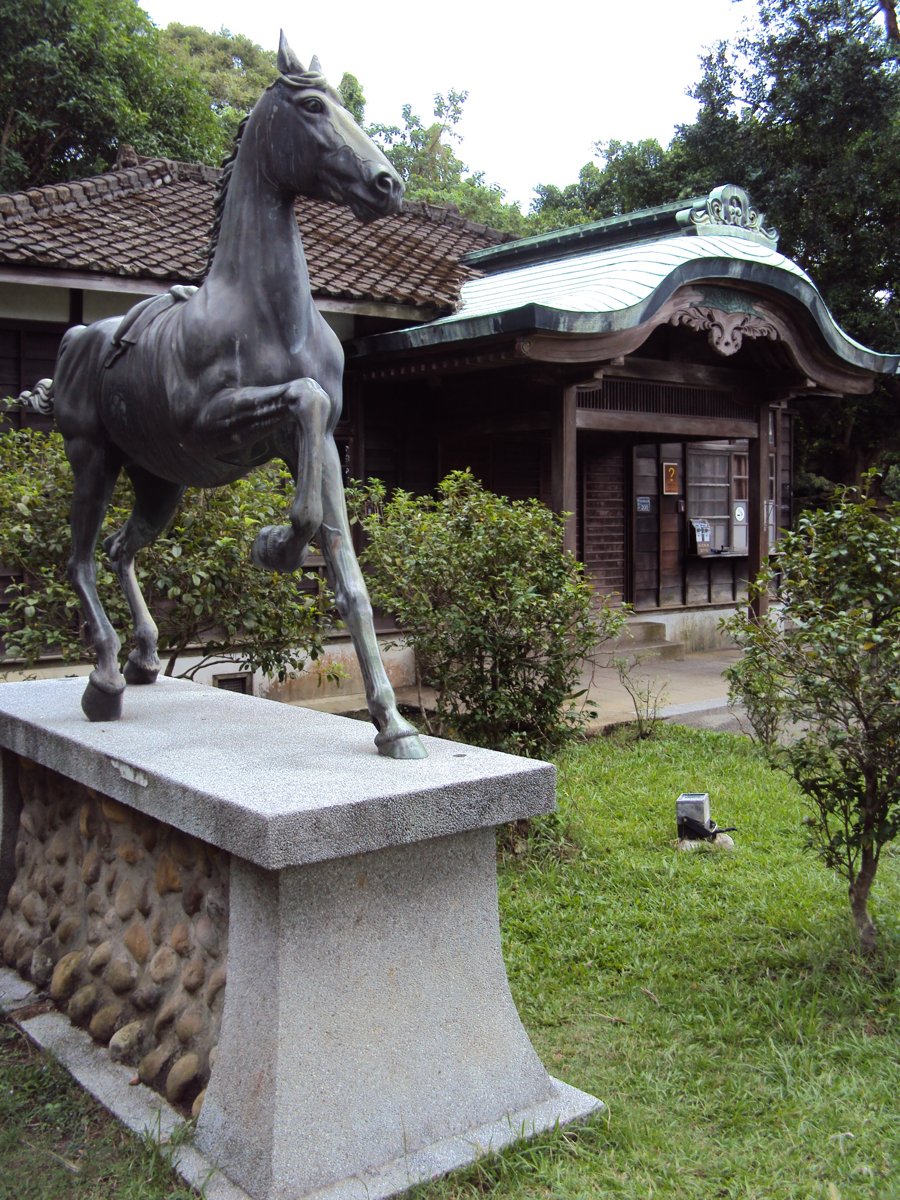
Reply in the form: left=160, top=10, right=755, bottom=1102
left=849, top=847, right=878, bottom=954
left=414, top=655, right=434, bottom=737
left=165, top=645, right=187, bottom=677
left=879, top=1, right=900, bottom=49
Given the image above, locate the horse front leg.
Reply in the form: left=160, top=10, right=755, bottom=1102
left=103, top=467, right=185, bottom=685
left=195, top=378, right=331, bottom=572
left=64, top=435, right=126, bottom=721
left=318, top=438, right=427, bottom=760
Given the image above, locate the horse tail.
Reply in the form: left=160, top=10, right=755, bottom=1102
left=15, top=378, right=55, bottom=415
left=13, top=323, right=90, bottom=416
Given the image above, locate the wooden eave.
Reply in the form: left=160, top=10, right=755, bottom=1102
left=351, top=282, right=883, bottom=397
left=0, top=264, right=436, bottom=323
left=351, top=242, right=899, bottom=399
left=351, top=334, right=529, bottom=382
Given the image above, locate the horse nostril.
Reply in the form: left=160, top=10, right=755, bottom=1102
left=374, top=171, right=403, bottom=201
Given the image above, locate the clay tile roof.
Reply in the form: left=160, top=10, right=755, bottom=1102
left=0, top=157, right=514, bottom=314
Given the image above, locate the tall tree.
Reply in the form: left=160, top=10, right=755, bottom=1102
left=531, top=0, right=900, bottom=485
left=338, top=72, right=366, bottom=127
left=157, top=23, right=277, bottom=162
left=673, top=0, right=900, bottom=485
left=0, top=0, right=222, bottom=190
left=877, top=0, right=899, bottom=46
left=370, top=92, right=527, bottom=234
left=531, top=139, right=682, bottom=232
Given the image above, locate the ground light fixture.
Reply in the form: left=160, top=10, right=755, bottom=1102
left=676, top=792, right=736, bottom=841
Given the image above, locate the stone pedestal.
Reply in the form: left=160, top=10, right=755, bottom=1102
left=0, top=678, right=601, bottom=1200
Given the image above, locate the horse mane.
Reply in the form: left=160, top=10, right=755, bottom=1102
left=202, top=113, right=250, bottom=281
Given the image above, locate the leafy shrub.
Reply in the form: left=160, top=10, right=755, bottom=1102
left=0, top=427, right=333, bottom=681
left=347, top=470, right=625, bottom=757
left=724, top=474, right=900, bottom=953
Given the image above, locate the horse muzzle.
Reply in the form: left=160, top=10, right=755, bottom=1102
left=346, top=169, right=404, bottom=223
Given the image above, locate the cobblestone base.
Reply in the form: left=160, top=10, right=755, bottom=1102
left=0, top=755, right=228, bottom=1115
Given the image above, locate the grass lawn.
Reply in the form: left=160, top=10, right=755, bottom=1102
left=2, top=725, right=898, bottom=1199
left=0, top=1019, right=195, bottom=1199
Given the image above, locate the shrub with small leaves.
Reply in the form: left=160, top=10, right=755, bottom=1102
left=347, top=470, right=625, bottom=757
left=0, top=427, right=333, bottom=681
left=724, top=473, right=900, bottom=953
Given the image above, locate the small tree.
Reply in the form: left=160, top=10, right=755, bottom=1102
left=724, top=475, right=900, bottom=952
left=0, top=427, right=333, bottom=682
left=346, top=471, right=624, bottom=757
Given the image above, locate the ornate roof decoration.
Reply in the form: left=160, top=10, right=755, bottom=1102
left=354, top=228, right=900, bottom=389
left=668, top=304, right=779, bottom=357
left=676, top=185, right=778, bottom=250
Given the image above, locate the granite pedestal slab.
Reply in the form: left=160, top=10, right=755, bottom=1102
left=0, top=678, right=602, bottom=1200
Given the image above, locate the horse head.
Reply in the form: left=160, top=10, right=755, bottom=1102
left=257, top=31, right=403, bottom=223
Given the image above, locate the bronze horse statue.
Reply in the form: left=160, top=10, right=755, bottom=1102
left=19, top=33, right=426, bottom=760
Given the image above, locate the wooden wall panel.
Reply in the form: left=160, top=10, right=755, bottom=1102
left=364, top=401, right=437, bottom=496
left=581, top=442, right=626, bottom=601
left=779, top=409, right=793, bottom=534
left=711, top=565, right=737, bottom=603
left=686, top=559, right=710, bottom=606
left=658, top=442, right=684, bottom=606
left=0, top=323, right=63, bottom=430
left=633, top=447, right=659, bottom=609
left=441, top=435, right=544, bottom=502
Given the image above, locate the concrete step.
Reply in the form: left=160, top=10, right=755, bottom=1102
left=607, top=621, right=686, bottom=663
left=618, top=620, right=669, bottom=646
left=606, top=641, right=687, bottom=666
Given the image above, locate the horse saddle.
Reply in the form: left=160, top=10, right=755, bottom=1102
left=103, top=285, right=198, bottom=369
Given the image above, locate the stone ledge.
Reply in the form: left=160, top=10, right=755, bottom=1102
left=1, top=968, right=602, bottom=1200
left=0, top=678, right=554, bottom=869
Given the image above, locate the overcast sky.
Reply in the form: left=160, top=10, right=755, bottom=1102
left=140, top=0, right=753, bottom=210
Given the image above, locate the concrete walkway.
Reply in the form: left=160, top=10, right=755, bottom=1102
left=580, top=647, right=746, bottom=734
left=303, top=646, right=746, bottom=737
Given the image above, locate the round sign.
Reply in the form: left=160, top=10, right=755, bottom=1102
left=734, top=504, right=747, bottom=523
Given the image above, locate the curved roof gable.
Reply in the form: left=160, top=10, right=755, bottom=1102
left=440, top=234, right=808, bottom=324
left=354, top=185, right=899, bottom=382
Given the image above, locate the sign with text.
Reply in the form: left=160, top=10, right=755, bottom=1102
left=662, top=461, right=681, bottom=495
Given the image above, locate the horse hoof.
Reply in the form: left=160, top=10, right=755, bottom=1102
left=124, top=657, right=159, bottom=685
left=81, top=678, right=125, bottom=722
left=251, top=525, right=308, bottom=573
left=375, top=729, right=428, bottom=760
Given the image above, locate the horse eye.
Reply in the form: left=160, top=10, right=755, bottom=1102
left=302, top=97, right=324, bottom=114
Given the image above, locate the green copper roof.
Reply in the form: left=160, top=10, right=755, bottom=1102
left=463, top=185, right=780, bottom=273
left=440, top=235, right=807, bottom=326
left=462, top=198, right=698, bottom=272
left=354, top=228, right=899, bottom=378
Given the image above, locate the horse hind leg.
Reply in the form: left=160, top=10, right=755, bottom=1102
left=104, top=467, right=185, bottom=685
left=64, top=436, right=126, bottom=721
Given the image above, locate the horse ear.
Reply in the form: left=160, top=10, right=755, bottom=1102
left=309, top=54, right=322, bottom=74
left=277, top=30, right=306, bottom=76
